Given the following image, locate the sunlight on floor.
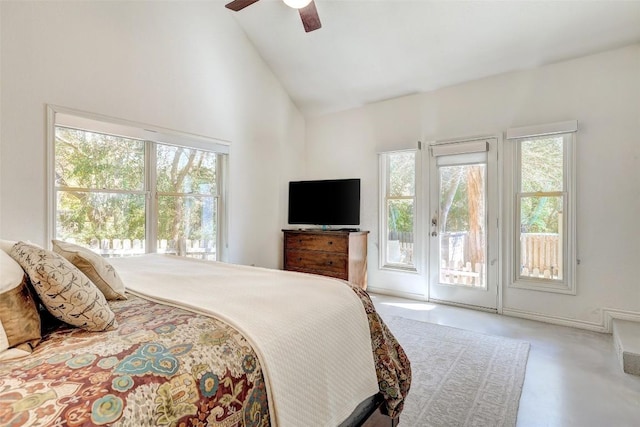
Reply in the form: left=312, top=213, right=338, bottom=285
left=380, top=302, right=437, bottom=311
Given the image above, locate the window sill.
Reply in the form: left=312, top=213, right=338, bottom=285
left=509, top=278, right=576, bottom=295
left=380, top=264, right=418, bottom=274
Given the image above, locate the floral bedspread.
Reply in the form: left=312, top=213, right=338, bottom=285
left=0, top=295, right=268, bottom=427
left=0, top=288, right=410, bottom=427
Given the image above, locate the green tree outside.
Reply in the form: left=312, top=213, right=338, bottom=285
left=55, top=127, right=217, bottom=252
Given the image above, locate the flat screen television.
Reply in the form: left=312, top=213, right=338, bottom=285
left=288, top=178, right=360, bottom=226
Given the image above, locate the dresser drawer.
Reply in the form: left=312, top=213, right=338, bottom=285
left=285, top=249, right=348, bottom=277
left=285, top=233, right=348, bottom=253
left=282, top=229, right=368, bottom=289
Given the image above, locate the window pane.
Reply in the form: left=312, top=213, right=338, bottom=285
left=55, top=127, right=145, bottom=191
left=519, top=195, right=563, bottom=280
left=439, top=164, right=486, bottom=288
left=386, top=199, right=414, bottom=265
left=157, top=195, right=217, bottom=260
left=56, top=191, right=146, bottom=256
left=388, top=152, right=415, bottom=197
left=156, top=144, right=216, bottom=195
left=520, top=137, right=563, bottom=192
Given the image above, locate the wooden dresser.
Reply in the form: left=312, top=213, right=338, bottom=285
left=282, top=229, right=369, bottom=289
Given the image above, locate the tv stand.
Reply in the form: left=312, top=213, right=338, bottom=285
left=282, top=229, right=369, bottom=289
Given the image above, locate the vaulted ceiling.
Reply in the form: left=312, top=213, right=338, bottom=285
left=228, top=0, right=640, bottom=117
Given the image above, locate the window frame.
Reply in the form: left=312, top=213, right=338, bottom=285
left=378, top=148, right=420, bottom=272
left=46, top=105, right=229, bottom=260
left=505, top=121, right=577, bottom=294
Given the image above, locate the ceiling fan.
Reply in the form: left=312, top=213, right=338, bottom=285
left=225, top=0, right=322, bottom=33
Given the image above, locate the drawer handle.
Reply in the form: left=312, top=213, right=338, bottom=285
left=328, top=261, right=333, bottom=265
left=298, top=257, right=302, bottom=261
left=299, top=239, right=302, bottom=243
left=328, top=241, right=333, bottom=245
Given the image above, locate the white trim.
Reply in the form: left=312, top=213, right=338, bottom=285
left=367, top=287, right=429, bottom=302
left=506, top=120, right=578, bottom=140
left=46, top=106, right=56, bottom=250
left=603, top=308, right=640, bottom=333
left=505, top=306, right=640, bottom=334
left=146, top=141, right=157, bottom=253
left=496, top=134, right=504, bottom=315
left=378, top=149, right=420, bottom=272
left=509, top=278, right=577, bottom=294
left=371, top=289, right=640, bottom=334
left=503, top=307, right=606, bottom=333
left=427, top=137, right=499, bottom=310
left=378, top=154, right=388, bottom=271
left=507, top=132, right=577, bottom=295
left=429, top=298, right=498, bottom=313
left=51, top=104, right=230, bottom=153
left=47, top=104, right=229, bottom=260
left=375, top=147, right=417, bottom=155
left=431, top=140, right=488, bottom=157
left=217, top=154, right=230, bottom=262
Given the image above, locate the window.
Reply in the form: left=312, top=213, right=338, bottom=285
left=379, top=150, right=418, bottom=270
left=155, top=144, right=219, bottom=258
left=48, top=106, right=229, bottom=260
left=506, top=121, right=577, bottom=293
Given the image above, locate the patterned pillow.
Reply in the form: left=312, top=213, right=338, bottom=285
left=0, top=249, right=41, bottom=359
left=52, top=240, right=127, bottom=301
left=9, top=242, right=117, bottom=332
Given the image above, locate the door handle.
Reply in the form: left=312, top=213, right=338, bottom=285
left=431, top=212, right=438, bottom=237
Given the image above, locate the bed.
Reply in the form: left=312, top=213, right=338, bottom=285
left=0, top=241, right=411, bottom=426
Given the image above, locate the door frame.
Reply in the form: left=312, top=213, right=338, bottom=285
left=423, top=135, right=503, bottom=313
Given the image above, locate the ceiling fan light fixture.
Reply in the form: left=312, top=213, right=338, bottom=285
left=282, top=0, right=312, bottom=9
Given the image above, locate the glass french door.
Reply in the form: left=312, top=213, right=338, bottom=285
left=428, top=138, right=498, bottom=310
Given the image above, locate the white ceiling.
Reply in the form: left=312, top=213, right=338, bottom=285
left=228, top=0, right=640, bottom=117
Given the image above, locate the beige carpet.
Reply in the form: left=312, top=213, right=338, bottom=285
left=385, top=316, right=530, bottom=427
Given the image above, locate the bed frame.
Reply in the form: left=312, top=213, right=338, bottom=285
left=342, top=393, right=399, bottom=427
left=361, top=406, right=399, bottom=427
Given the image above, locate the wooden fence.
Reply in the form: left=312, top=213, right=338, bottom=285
left=520, top=233, right=562, bottom=280
left=78, top=231, right=560, bottom=280
left=388, top=231, right=561, bottom=284
left=439, top=231, right=484, bottom=287
left=76, top=237, right=216, bottom=260
left=387, top=231, right=414, bottom=264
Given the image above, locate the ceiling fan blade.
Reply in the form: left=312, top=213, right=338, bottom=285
left=299, top=0, right=322, bottom=32
left=225, top=0, right=261, bottom=12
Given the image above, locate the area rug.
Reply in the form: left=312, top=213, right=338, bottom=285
left=385, top=316, right=530, bottom=427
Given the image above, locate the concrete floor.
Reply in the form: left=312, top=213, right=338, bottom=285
left=370, top=293, right=640, bottom=427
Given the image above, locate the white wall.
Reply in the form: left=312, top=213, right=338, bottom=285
left=306, top=44, right=640, bottom=329
left=0, top=1, right=305, bottom=268
left=3, top=2, right=638, bottom=330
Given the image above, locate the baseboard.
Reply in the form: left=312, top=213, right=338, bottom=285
left=429, top=298, right=498, bottom=313
left=603, top=308, right=640, bottom=333
left=366, top=286, right=427, bottom=301
left=502, top=307, right=607, bottom=333
left=369, top=287, right=640, bottom=334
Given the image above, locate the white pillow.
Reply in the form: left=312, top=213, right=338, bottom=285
left=0, top=239, right=17, bottom=253
left=0, top=248, right=23, bottom=292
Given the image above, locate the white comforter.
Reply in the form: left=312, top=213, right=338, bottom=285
left=109, top=254, right=379, bottom=427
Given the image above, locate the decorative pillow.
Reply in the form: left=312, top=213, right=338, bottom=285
left=52, top=240, right=127, bottom=301
left=9, top=242, right=117, bottom=332
left=0, top=249, right=41, bottom=359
